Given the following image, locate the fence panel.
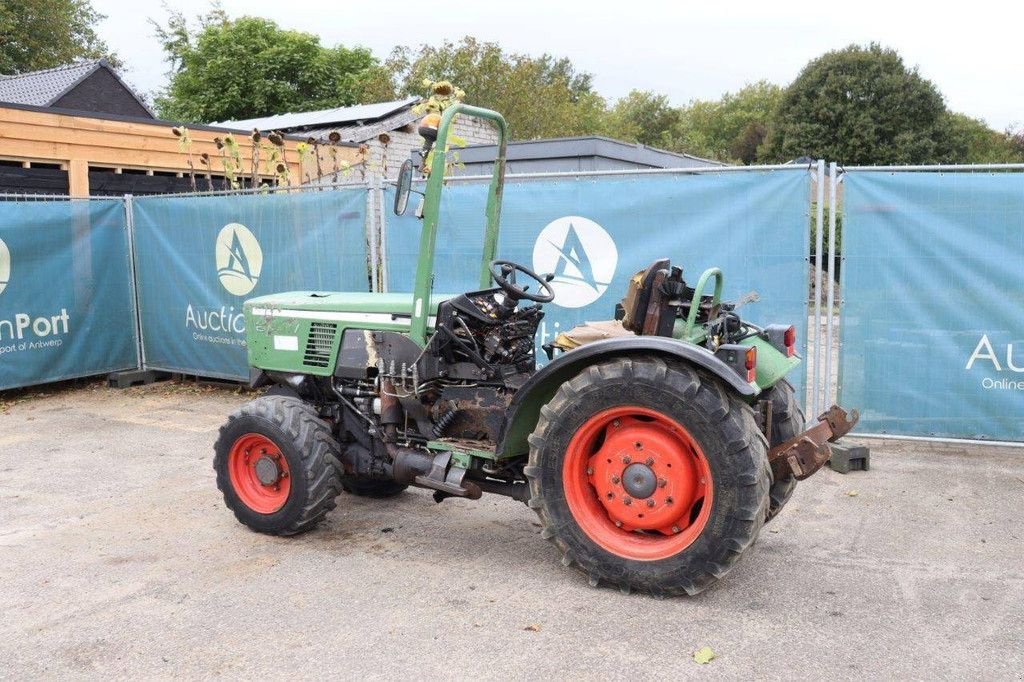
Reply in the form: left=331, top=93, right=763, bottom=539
left=0, top=199, right=138, bottom=390
left=840, top=170, right=1024, bottom=440
left=385, top=171, right=811, bottom=393
left=132, top=189, right=370, bottom=380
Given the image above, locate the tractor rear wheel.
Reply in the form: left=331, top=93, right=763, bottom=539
left=526, top=356, right=770, bottom=597
left=763, top=380, right=805, bottom=523
left=341, top=478, right=408, bottom=498
left=214, top=395, right=343, bottom=536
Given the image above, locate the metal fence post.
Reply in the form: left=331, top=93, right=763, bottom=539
left=378, top=174, right=389, bottom=293
left=823, top=162, right=838, bottom=408
left=811, top=160, right=826, bottom=416
left=365, top=176, right=380, bottom=292
left=123, top=193, right=146, bottom=371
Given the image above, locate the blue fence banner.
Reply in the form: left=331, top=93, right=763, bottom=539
left=0, top=199, right=137, bottom=390
left=840, top=171, right=1024, bottom=440
left=385, top=172, right=810, bottom=392
left=132, top=189, right=369, bottom=380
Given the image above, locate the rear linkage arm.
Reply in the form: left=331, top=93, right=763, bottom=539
left=767, top=405, right=860, bottom=481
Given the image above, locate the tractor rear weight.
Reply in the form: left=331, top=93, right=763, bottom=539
left=214, top=100, right=858, bottom=597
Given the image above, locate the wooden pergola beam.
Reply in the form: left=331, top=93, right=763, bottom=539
left=0, top=105, right=365, bottom=196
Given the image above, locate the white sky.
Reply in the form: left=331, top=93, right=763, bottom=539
left=95, top=0, right=1022, bottom=130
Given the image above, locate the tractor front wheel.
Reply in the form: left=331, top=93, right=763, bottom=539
left=214, top=396, right=343, bottom=535
left=526, top=356, right=770, bottom=597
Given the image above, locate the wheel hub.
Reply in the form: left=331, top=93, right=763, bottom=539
left=585, top=414, right=708, bottom=535
left=622, top=463, right=657, bottom=499
left=254, top=455, right=281, bottom=485
left=226, top=433, right=291, bottom=514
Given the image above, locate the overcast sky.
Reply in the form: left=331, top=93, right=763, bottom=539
left=94, top=0, right=1021, bottom=130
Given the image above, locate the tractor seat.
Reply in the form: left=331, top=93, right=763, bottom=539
left=552, top=319, right=634, bottom=351
left=551, top=258, right=688, bottom=352
left=620, top=258, right=684, bottom=337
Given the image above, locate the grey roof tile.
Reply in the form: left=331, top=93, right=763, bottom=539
left=0, top=60, right=101, bottom=106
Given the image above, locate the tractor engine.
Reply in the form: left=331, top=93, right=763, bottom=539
left=430, top=290, right=544, bottom=377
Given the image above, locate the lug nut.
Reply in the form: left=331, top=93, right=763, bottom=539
left=622, top=455, right=632, bottom=465
left=657, top=478, right=667, bottom=488
left=646, top=499, right=655, bottom=508
left=645, top=457, right=655, bottom=466
left=623, top=496, right=632, bottom=506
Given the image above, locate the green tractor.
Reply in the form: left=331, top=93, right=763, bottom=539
left=214, top=104, right=856, bottom=596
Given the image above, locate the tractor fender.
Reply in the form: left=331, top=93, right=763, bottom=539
left=496, top=336, right=756, bottom=458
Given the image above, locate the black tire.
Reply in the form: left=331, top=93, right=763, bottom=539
left=525, top=356, right=770, bottom=597
left=341, top=478, right=408, bottom=498
left=763, top=380, right=805, bottom=523
left=214, top=395, right=343, bottom=536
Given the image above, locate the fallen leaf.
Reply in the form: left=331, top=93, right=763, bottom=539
left=524, top=624, right=541, bottom=632
left=693, top=646, right=716, bottom=664
left=845, top=490, right=859, bottom=497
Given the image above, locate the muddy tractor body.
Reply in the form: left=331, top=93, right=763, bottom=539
left=214, top=104, right=856, bottom=596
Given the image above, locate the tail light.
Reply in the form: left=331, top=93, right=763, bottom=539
left=784, top=325, right=796, bottom=357
left=764, top=324, right=798, bottom=358
left=715, top=344, right=758, bottom=384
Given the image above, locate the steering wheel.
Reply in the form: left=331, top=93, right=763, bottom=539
left=489, top=259, right=555, bottom=303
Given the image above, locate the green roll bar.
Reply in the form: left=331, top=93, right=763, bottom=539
left=683, top=267, right=724, bottom=340
left=409, top=103, right=508, bottom=346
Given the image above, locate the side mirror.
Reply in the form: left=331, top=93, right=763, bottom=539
left=394, top=159, right=413, bottom=216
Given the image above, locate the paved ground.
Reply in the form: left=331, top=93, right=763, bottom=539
left=1, top=380, right=1022, bottom=680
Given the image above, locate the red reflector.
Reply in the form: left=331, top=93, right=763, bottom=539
left=745, top=346, right=757, bottom=382
left=784, top=325, right=796, bottom=357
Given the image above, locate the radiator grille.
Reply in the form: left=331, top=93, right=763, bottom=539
left=303, top=322, right=338, bottom=368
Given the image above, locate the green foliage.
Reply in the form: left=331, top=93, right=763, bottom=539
left=943, top=112, right=1024, bottom=163
left=386, top=37, right=604, bottom=140
left=604, top=90, right=681, bottom=147
left=152, top=6, right=391, bottom=122
left=763, top=44, right=954, bottom=165
left=671, top=81, right=782, bottom=163
left=0, top=0, right=119, bottom=74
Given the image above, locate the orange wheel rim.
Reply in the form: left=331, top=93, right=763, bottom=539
left=227, top=433, right=291, bottom=514
left=562, top=406, right=713, bottom=561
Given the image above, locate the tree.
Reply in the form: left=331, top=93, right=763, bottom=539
left=0, top=0, right=118, bottom=74
left=763, top=44, right=957, bottom=165
left=943, top=112, right=1024, bottom=163
left=152, top=7, right=391, bottom=122
left=604, top=90, right=680, bottom=147
left=671, top=81, right=782, bottom=163
left=386, top=37, right=604, bottom=140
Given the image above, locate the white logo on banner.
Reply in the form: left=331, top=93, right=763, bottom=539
left=216, top=223, right=262, bottom=296
left=532, top=216, right=618, bottom=308
left=0, top=237, right=10, bottom=296
left=966, top=333, right=1024, bottom=390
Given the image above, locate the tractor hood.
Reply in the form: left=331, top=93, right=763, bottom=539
left=243, top=291, right=458, bottom=377
left=244, top=291, right=456, bottom=316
